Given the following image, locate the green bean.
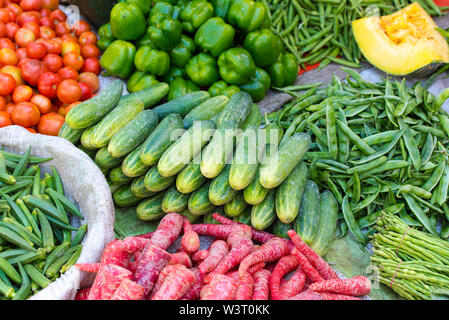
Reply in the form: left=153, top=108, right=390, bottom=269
left=342, top=195, right=365, bottom=243
left=352, top=169, right=361, bottom=203
left=435, top=165, right=449, bottom=206
left=325, top=103, right=338, bottom=160
left=402, top=194, right=437, bottom=236
left=397, top=184, right=432, bottom=200
left=347, top=156, right=388, bottom=175
left=422, top=158, right=446, bottom=192
left=336, top=119, right=376, bottom=155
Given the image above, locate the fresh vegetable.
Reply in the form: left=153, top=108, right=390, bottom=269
left=100, top=40, right=136, bottom=78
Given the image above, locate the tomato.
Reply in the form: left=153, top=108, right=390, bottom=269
left=80, top=44, right=100, bottom=59
left=26, top=41, right=46, bottom=59
left=61, top=40, right=79, bottom=56
left=54, top=20, right=70, bottom=36
left=40, top=8, right=51, bottom=17
left=25, top=127, right=36, bottom=133
left=57, top=65, right=77, bottom=81
left=0, top=9, right=11, bottom=23
left=36, top=111, right=63, bottom=135
left=30, top=93, right=51, bottom=113
left=0, top=72, right=15, bottom=95
left=16, top=47, right=27, bottom=60
left=0, top=37, right=15, bottom=50
left=5, top=102, right=14, bottom=114
left=79, top=72, right=99, bottom=93
left=78, top=31, right=96, bottom=46
left=6, top=3, right=22, bottom=19
left=0, top=22, right=6, bottom=39
left=15, top=28, right=35, bottom=47
left=42, top=53, right=62, bottom=72
left=39, top=25, right=55, bottom=39
left=5, top=22, right=19, bottom=39
left=20, top=0, right=42, bottom=11
left=19, top=58, right=46, bottom=86
left=81, top=57, right=100, bottom=75
left=61, top=33, right=77, bottom=43
left=41, top=38, right=60, bottom=55
left=49, top=8, right=65, bottom=23
left=1, top=65, right=23, bottom=85
left=11, top=101, right=40, bottom=127
left=39, top=16, right=53, bottom=28
left=0, top=96, right=6, bottom=110
left=65, top=100, right=79, bottom=113
left=37, top=70, right=59, bottom=98
left=78, top=81, right=91, bottom=101
left=63, top=52, right=83, bottom=71
left=12, top=84, right=33, bottom=103
left=56, top=79, right=81, bottom=104
left=73, top=20, right=90, bottom=37
left=0, top=110, right=12, bottom=127
left=0, top=47, right=18, bottom=65
left=17, top=11, right=40, bottom=26
left=23, top=21, right=40, bottom=38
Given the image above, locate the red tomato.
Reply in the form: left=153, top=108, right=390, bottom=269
left=6, top=3, right=22, bottom=19
left=16, top=47, right=27, bottom=60
left=17, top=11, right=40, bottom=26
left=26, top=127, right=36, bottom=133
left=11, top=101, right=40, bottom=127
left=37, top=111, right=63, bottom=135
left=37, top=71, right=59, bottom=98
left=5, top=102, right=15, bottom=114
left=73, top=20, right=90, bottom=37
left=0, top=96, right=6, bottom=110
left=54, top=21, right=70, bottom=37
left=0, top=110, right=12, bottom=127
left=19, top=58, right=46, bottom=86
left=81, top=57, right=100, bottom=75
left=61, top=40, right=79, bottom=56
left=63, top=52, right=83, bottom=71
left=0, top=47, right=18, bottom=65
left=20, top=0, right=42, bottom=11
left=12, top=84, right=33, bottom=103
left=57, top=65, right=77, bottom=81
left=49, top=9, right=65, bottom=23
left=22, top=21, right=40, bottom=38
left=0, top=9, right=11, bottom=24
left=5, top=22, right=19, bottom=39
left=65, top=100, right=79, bottom=113
left=0, top=72, right=16, bottom=95
left=15, top=28, right=35, bottom=47
left=41, top=38, right=60, bottom=54
left=39, top=25, right=54, bottom=39
left=0, top=22, right=6, bottom=38
left=39, top=16, right=53, bottom=28
left=78, top=81, right=91, bottom=101
left=78, top=31, right=97, bottom=46
left=26, top=41, right=46, bottom=59
left=1, top=65, right=23, bottom=85
left=79, top=72, right=99, bottom=93
left=40, top=0, right=58, bottom=10
left=80, top=44, right=100, bottom=59
left=30, top=93, right=50, bottom=113
left=42, top=53, right=62, bottom=72
left=40, top=8, right=51, bottom=17
left=0, top=37, right=15, bottom=50
left=56, top=78, right=81, bottom=104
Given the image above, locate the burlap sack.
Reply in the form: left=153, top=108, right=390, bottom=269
left=0, top=125, right=115, bottom=300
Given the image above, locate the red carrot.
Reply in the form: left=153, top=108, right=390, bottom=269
left=287, top=229, right=338, bottom=280
left=151, top=265, right=196, bottom=300
left=137, top=232, right=154, bottom=239
left=75, top=287, right=91, bottom=300
left=238, top=237, right=289, bottom=277
left=318, top=292, right=362, bottom=300
left=181, top=217, right=200, bottom=254
left=75, top=263, right=100, bottom=273
left=269, top=255, right=299, bottom=300
left=150, top=265, right=180, bottom=299
left=212, top=213, right=235, bottom=225
left=252, top=269, right=271, bottom=300
left=280, top=266, right=306, bottom=298
left=291, top=248, right=324, bottom=283
left=180, top=268, right=203, bottom=300
left=247, top=261, right=265, bottom=275
left=308, top=275, right=371, bottom=296
left=200, top=274, right=237, bottom=300
left=110, top=279, right=145, bottom=300
left=198, top=240, right=229, bottom=275
left=226, top=271, right=254, bottom=300
left=99, top=264, right=133, bottom=300
left=212, top=231, right=254, bottom=275
left=192, top=249, right=209, bottom=262
left=288, top=289, right=322, bottom=300
left=169, top=251, right=193, bottom=268
left=127, top=261, right=138, bottom=274
left=149, top=213, right=184, bottom=250
left=100, top=237, right=151, bottom=268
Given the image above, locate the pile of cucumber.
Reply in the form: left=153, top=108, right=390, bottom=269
left=59, top=80, right=339, bottom=255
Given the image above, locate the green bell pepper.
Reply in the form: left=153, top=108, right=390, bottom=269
left=127, top=71, right=160, bottom=93
left=97, top=23, right=115, bottom=52
left=266, top=52, right=299, bottom=88
left=161, top=66, right=187, bottom=83
left=126, top=0, right=152, bottom=16
left=153, top=0, right=177, bottom=4
left=195, top=17, right=235, bottom=58
left=210, top=0, right=232, bottom=19
left=185, top=53, right=219, bottom=86
left=100, top=40, right=136, bottom=78
left=208, top=80, right=240, bottom=98
left=170, top=35, right=196, bottom=68
left=135, top=33, right=152, bottom=48
left=175, top=0, right=189, bottom=10
left=226, top=0, right=269, bottom=32
left=149, top=1, right=181, bottom=20
left=243, top=28, right=282, bottom=67
left=148, top=13, right=182, bottom=51
left=110, top=2, right=146, bottom=41
left=134, top=45, right=170, bottom=76
left=168, top=77, right=200, bottom=101
left=240, top=67, right=271, bottom=102
left=217, top=47, right=256, bottom=85
left=180, top=0, right=213, bottom=33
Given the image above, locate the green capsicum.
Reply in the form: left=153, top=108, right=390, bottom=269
left=97, top=23, right=115, bottom=52
left=217, top=47, right=256, bottom=85
left=126, top=0, right=152, bottom=16
left=175, top=0, right=189, bottom=10
left=180, top=0, right=213, bottom=33
left=226, top=0, right=270, bottom=32
left=149, top=1, right=181, bottom=20
left=153, top=0, right=177, bottom=4
left=110, top=2, right=146, bottom=41
left=210, top=0, right=232, bottom=19
left=194, top=17, right=235, bottom=57
left=243, top=28, right=282, bottom=67
left=208, top=80, right=240, bottom=98
left=134, top=45, right=170, bottom=76
left=127, top=71, right=160, bottom=93
left=135, top=33, right=152, bottom=48
left=161, top=66, right=187, bottom=83
left=185, top=52, right=219, bottom=86
left=100, top=40, right=136, bottom=78
left=240, top=67, right=271, bottom=102
left=148, top=13, right=182, bottom=51
left=266, top=52, right=299, bottom=88
left=168, top=77, right=200, bottom=101
left=170, top=35, right=196, bottom=68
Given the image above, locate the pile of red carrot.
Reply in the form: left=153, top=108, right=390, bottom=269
left=73, top=212, right=371, bottom=300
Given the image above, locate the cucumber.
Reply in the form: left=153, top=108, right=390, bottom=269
left=176, top=163, right=207, bottom=194
left=113, top=184, right=141, bottom=207
left=122, top=144, right=150, bottom=178
left=157, top=120, right=215, bottom=177
left=108, top=109, right=159, bottom=157
left=136, top=193, right=165, bottom=221
left=259, top=133, right=311, bottom=189
left=188, top=182, right=215, bottom=216
left=251, top=189, right=276, bottom=231
left=208, top=164, right=238, bottom=206
left=183, top=95, right=229, bottom=129
left=161, top=186, right=190, bottom=213
left=216, top=91, right=253, bottom=128
left=200, top=120, right=238, bottom=179
left=153, top=91, right=210, bottom=119
left=109, top=166, right=132, bottom=185
left=108, top=180, right=123, bottom=194
left=272, top=219, right=291, bottom=239
left=241, top=104, right=262, bottom=130
left=275, top=161, right=308, bottom=223
left=263, top=122, right=284, bottom=146
left=90, top=99, right=144, bottom=148
left=58, top=122, right=83, bottom=144
left=293, top=180, right=320, bottom=245
left=139, top=113, right=184, bottom=166
left=95, top=146, right=124, bottom=169
left=65, top=79, right=123, bottom=129
left=233, top=208, right=251, bottom=225
left=80, top=126, right=97, bottom=150
left=202, top=211, right=220, bottom=224
left=243, top=169, right=268, bottom=205
left=77, top=144, right=96, bottom=159
left=310, top=190, right=339, bottom=256
left=180, top=208, right=201, bottom=223
left=224, top=192, right=247, bottom=217
left=118, top=82, right=169, bottom=108
left=144, top=166, right=175, bottom=192
left=130, top=175, right=156, bottom=198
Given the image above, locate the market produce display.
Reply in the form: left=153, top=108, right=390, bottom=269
left=0, top=0, right=101, bottom=135
left=0, top=147, right=86, bottom=300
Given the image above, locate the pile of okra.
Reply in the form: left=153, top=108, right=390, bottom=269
left=0, top=147, right=86, bottom=300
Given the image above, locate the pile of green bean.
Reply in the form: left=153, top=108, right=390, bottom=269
left=0, top=148, right=86, bottom=300
left=267, top=67, right=449, bottom=244
left=371, top=213, right=449, bottom=300
left=264, top=0, right=447, bottom=70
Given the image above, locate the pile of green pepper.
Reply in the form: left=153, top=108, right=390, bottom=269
left=98, top=0, right=299, bottom=102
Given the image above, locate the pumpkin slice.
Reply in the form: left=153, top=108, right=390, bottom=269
left=352, top=2, right=449, bottom=77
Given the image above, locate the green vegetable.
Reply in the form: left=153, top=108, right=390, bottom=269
left=183, top=95, right=229, bottom=128
left=100, top=40, right=136, bottom=78
left=227, top=0, right=269, bottom=32
left=195, top=17, right=235, bottom=57
left=161, top=186, right=189, bottom=213
left=148, top=13, right=183, bottom=51
left=127, top=71, right=159, bottom=93
left=217, top=47, right=256, bottom=85
left=136, top=193, right=165, bottom=221
left=176, top=163, right=207, bottom=194
left=243, top=28, right=282, bottom=67
left=153, top=91, right=210, bottom=119
left=240, top=67, right=271, bottom=102
left=185, top=53, right=219, bottom=87
left=208, top=80, right=240, bottom=98
left=251, top=189, right=276, bottom=230
left=97, top=23, right=115, bottom=51
left=180, top=0, right=214, bottom=33
left=266, top=52, right=298, bottom=88
left=209, top=164, right=238, bottom=206
left=188, top=182, right=215, bottom=215
left=144, top=166, right=176, bottom=192
left=110, top=2, right=146, bottom=41
left=113, top=184, right=141, bottom=207
left=170, top=35, right=196, bottom=67
left=168, top=77, right=200, bottom=101
left=134, top=45, right=170, bottom=76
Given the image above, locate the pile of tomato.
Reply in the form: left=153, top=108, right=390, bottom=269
left=0, top=0, right=100, bottom=135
